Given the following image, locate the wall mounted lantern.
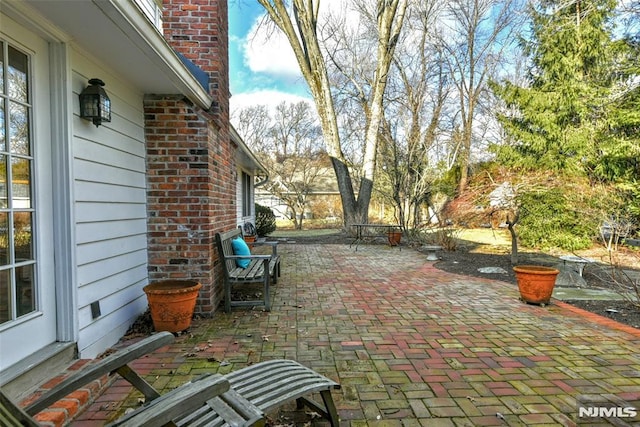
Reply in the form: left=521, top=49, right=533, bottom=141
left=79, top=78, right=111, bottom=127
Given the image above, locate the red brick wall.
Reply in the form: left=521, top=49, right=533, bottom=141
left=144, top=0, right=235, bottom=315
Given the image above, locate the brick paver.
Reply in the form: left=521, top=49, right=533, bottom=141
left=67, top=243, right=640, bottom=426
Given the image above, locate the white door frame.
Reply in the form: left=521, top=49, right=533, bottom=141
left=0, top=5, right=77, bottom=370
left=49, top=41, right=77, bottom=343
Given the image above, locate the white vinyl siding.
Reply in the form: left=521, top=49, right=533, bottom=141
left=71, top=49, right=148, bottom=358
left=236, top=168, right=254, bottom=227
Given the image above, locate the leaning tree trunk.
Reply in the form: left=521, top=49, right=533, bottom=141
left=331, top=157, right=370, bottom=231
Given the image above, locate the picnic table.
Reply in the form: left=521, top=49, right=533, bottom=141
left=350, top=223, right=402, bottom=251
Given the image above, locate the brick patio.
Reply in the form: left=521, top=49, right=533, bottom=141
left=44, top=242, right=640, bottom=425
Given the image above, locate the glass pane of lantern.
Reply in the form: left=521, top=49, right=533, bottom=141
left=101, top=97, right=111, bottom=121
left=82, top=96, right=99, bottom=118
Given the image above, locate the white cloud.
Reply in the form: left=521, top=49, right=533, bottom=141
left=243, top=19, right=301, bottom=80
left=241, top=1, right=357, bottom=82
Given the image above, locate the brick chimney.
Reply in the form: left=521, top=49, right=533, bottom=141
left=144, top=0, right=235, bottom=316
left=162, top=0, right=229, bottom=125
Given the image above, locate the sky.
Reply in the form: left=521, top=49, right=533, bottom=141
left=228, top=1, right=313, bottom=115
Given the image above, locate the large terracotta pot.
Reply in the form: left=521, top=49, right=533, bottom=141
left=387, top=231, right=402, bottom=246
left=143, top=280, right=202, bottom=332
left=513, top=265, right=559, bottom=305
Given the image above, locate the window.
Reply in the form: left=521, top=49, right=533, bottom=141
left=0, top=41, right=36, bottom=324
left=241, top=171, right=252, bottom=217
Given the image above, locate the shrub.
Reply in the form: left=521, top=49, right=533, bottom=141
left=255, top=203, right=276, bottom=237
left=518, top=188, right=596, bottom=251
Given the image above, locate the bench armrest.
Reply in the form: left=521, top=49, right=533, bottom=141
left=253, top=241, right=278, bottom=257
left=224, top=254, right=272, bottom=260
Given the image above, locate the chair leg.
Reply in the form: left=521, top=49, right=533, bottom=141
left=320, top=389, right=340, bottom=427
left=225, top=280, right=231, bottom=313
left=263, top=269, right=271, bottom=312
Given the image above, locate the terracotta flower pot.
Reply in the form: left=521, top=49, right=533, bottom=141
left=143, top=280, right=202, bottom=332
left=388, top=231, right=402, bottom=246
left=243, top=235, right=256, bottom=248
left=513, top=265, right=559, bottom=305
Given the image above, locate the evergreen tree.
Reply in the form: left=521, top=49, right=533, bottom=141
left=491, top=0, right=640, bottom=224
left=491, top=0, right=617, bottom=174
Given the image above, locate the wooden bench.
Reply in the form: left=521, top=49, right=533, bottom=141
left=215, top=228, right=281, bottom=312
left=3, top=332, right=340, bottom=427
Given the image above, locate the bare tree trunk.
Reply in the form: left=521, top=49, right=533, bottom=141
left=332, top=155, right=369, bottom=229
left=443, top=0, right=521, bottom=195
left=257, top=0, right=407, bottom=229
left=457, top=136, right=470, bottom=194
left=506, top=212, right=519, bottom=265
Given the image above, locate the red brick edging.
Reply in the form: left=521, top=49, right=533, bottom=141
left=553, top=299, right=640, bottom=338
left=19, top=360, right=111, bottom=427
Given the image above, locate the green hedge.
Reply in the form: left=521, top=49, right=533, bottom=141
left=255, top=203, right=277, bottom=237
left=518, top=189, right=595, bottom=251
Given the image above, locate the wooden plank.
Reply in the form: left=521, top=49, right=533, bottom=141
left=203, top=396, right=247, bottom=426
left=25, top=332, right=175, bottom=415
left=115, top=365, right=161, bottom=401
left=0, top=389, right=40, bottom=427
left=107, top=375, right=230, bottom=427
left=217, top=387, right=264, bottom=426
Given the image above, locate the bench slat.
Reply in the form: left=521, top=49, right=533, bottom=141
left=177, top=360, right=339, bottom=427
left=224, top=360, right=340, bottom=425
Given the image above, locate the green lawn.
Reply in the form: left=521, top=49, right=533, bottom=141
left=269, top=228, right=342, bottom=238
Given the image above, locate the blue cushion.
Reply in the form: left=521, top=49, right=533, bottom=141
left=231, top=237, right=251, bottom=268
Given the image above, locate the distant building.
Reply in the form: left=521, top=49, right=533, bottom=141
left=256, top=167, right=341, bottom=221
